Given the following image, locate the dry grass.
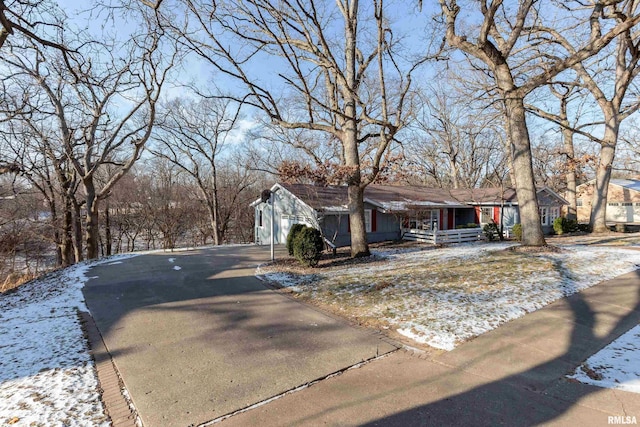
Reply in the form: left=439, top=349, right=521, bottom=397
left=259, top=241, right=640, bottom=350
left=1, top=272, right=39, bottom=294
left=547, top=231, right=640, bottom=247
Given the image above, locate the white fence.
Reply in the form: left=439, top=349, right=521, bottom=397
left=402, top=228, right=486, bottom=244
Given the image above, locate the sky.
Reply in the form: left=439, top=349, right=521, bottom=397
left=26, top=0, right=640, bottom=177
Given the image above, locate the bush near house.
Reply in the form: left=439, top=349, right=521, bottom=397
left=286, top=223, right=306, bottom=256
left=512, top=223, right=523, bottom=241
left=483, top=222, right=500, bottom=241
left=293, top=226, right=323, bottom=267
left=553, top=217, right=580, bottom=235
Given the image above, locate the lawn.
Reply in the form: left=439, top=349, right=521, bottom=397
left=257, top=242, right=640, bottom=351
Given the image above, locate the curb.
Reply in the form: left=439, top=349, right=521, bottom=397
left=79, top=311, right=139, bottom=427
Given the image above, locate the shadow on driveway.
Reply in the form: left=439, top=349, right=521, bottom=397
left=83, top=245, right=397, bottom=427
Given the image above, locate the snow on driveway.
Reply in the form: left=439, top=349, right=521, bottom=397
left=0, top=254, right=137, bottom=426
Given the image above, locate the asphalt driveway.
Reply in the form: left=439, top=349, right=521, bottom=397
left=83, top=245, right=398, bottom=427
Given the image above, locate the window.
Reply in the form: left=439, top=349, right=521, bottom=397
left=364, top=209, right=372, bottom=233
left=608, top=202, right=620, bottom=207
left=622, top=202, right=632, bottom=206
left=636, top=203, right=640, bottom=207
left=258, top=209, right=263, bottom=227
left=539, top=207, right=548, bottom=225
left=404, top=211, right=438, bottom=230
left=550, top=207, right=560, bottom=223
left=576, top=199, right=583, bottom=207
left=481, top=207, right=492, bottom=224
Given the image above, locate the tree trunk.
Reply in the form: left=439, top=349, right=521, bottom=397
left=590, top=120, right=619, bottom=233
left=205, top=198, right=220, bottom=246
left=347, top=183, right=369, bottom=257
left=84, top=179, right=100, bottom=259
left=60, top=197, right=74, bottom=266
left=344, top=127, right=369, bottom=257
left=504, top=96, right=546, bottom=246
left=46, top=198, right=63, bottom=266
left=104, top=203, right=112, bottom=256
left=562, top=127, right=577, bottom=220
left=449, top=156, right=460, bottom=189
left=72, top=200, right=83, bottom=262
left=342, top=0, right=369, bottom=258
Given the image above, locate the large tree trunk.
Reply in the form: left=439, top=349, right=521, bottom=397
left=590, top=120, right=619, bottom=233
left=343, top=112, right=369, bottom=257
left=347, top=183, right=369, bottom=257
left=504, top=96, right=546, bottom=246
left=342, top=0, right=369, bottom=258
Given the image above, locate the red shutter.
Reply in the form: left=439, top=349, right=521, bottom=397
left=347, top=215, right=350, bottom=233
left=372, top=209, right=377, bottom=232
left=440, top=209, right=444, bottom=230
left=474, top=206, right=481, bottom=224
left=494, top=206, right=500, bottom=223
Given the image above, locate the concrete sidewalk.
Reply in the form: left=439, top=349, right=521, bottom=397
left=221, top=269, right=640, bottom=426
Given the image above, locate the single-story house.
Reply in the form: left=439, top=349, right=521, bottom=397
left=251, top=183, right=568, bottom=247
left=576, top=179, right=640, bottom=224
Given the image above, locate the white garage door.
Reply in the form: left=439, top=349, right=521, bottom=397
left=606, top=203, right=640, bottom=223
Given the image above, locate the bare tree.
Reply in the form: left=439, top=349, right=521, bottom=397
left=1, top=12, right=176, bottom=258
left=0, top=0, right=71, bottom=51
left=162, top=0, right=423, bottom=257
left=0, top=55, right=83, bottom=265
left=618, top=119, right=640, bottom=173
left=568, top=4, right=640, bottom=232
left=152, top=97, right=253, bottom=245
left=437, top=0, right=640, bottom=245
left=526, top=82, right=593, bottom=219
left=408, top=83, right=508, bottom=189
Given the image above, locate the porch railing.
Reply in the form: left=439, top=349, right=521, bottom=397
left=401, top=228, right=486, bottom=244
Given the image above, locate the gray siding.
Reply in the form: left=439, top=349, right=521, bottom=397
left=501, top=206, right=519, bottom=227
left=320, top=204, right=401, bottom=248
left=254, top=187, right=317, bottom=245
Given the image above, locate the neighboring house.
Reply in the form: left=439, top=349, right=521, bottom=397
left=576, top=179, right=640, bottom=224
left=251, top=183, right=568, bottom=247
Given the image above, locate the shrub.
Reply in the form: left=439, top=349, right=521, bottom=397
left=577, top=222, right=591, bottom=232
left=512, top=223, right=522, bottom=241
left=293, top=226, right=324, bottom=267
left=553, top=217, right=566, bottom=235
left=286, top=223, right=306, bottom=256
left=553, top=217, right=580, bottom=235
left=483, top=222, right=499, bottom=241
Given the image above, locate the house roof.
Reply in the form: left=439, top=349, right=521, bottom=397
left=577, top=178, right=640, bottom=192
left=610, top=179, right=640, bottom=192
left=277, top=183, right=521, bottom=213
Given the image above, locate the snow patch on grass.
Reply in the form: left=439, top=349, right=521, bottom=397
left=0, top=254, right=138, bottom=426
left=257, top=243, right=640, bottom=351
left=569, top=324, right=640, bottom=393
